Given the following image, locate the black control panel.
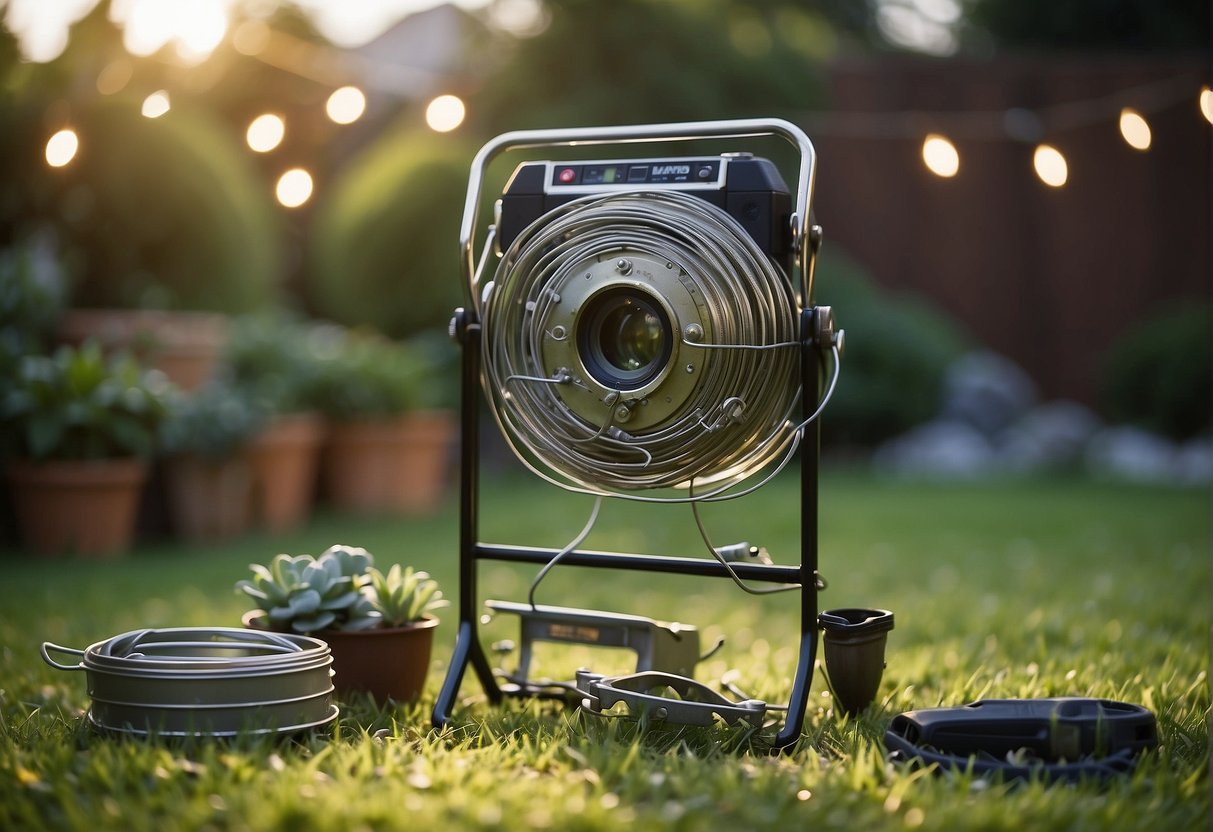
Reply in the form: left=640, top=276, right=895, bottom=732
left=549, top=159, right=722, bottom=187
left=497, top=155, right=791, bottom=265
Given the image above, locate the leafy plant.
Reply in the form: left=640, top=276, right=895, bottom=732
left=158, top=378, right=270, bottom=460
left=308, top=327, right=425, bottom=421
left=236, top=544, right=444, bottom=633
left=361, top=564, right=448, bottom=629
left=225, top=312, right=324, bottom=414
left=0, top=340, right=175, bottom=461
left=0, top=239, right=67, bottom=376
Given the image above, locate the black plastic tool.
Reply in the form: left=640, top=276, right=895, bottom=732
left=884, top=697, right=1157, bottom=782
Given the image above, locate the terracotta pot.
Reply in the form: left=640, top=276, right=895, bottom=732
left=396, top=410, right=456, bottom=514
left=244, top=413, right=324, bottom=533
left=7, top=458, right=147, bottom=557
left=58, top=309, right=228, bottom=392
left=163, top=453, right=253, bottom=541
left=321, top=411, right=454, bottom=516
left=244, top=611, right=438, bottom=704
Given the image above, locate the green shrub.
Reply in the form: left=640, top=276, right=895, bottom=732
left=224, top=312, right=327, bottom=415
left=53, top=97, right=282, bottom=312
left=812, top=247, right=970, bottom=447
left=1101, top=301, right=1211, bottom=440
left=307, top=128, right=471, bottom=339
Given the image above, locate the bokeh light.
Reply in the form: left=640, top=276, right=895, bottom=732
left=141, top=90, right=171, bottom=118
left=1033, top=144, right=1068, bottom=188
left=45, top=129, right=79, bottom=168
left=247, top=114, right=286, bottom=153
left=1118, top=108, right=1151, bottom=151
left=425, top=94, right=466, bottom=132
left=326, top=86, right=366, bottom=125
left=276, top=168, right=314, bottom=208
left=921, top=133, right=960, bottom=177
left=122, top=0, right=227, bottom=63
left=1200, top=87, right=1213, bottom=125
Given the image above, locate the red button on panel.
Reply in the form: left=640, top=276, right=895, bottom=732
left=558, top=167, right=577, bottom=183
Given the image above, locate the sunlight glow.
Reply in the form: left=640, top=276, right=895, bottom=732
left=276, top=168, right=314, bottom=208
left=141, top=90, right=171, bottom=119
left=425, top=94, right=466, bottom=133
left=921, top=133, right=960, bottom=178
left=247, top=114, right=286, bottom=153
left=1118, top=109, right=1151, bottom=151
left=120, top=0, right=227, bottom=63
left=46, top=129, right=80, bottom=168
left=1033, top=144, right=1068, bottom=188
left=326, top=87, right=367, bottom=125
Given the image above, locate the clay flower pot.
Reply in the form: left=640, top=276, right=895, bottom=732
left=244, top=611, right=438, bottom=704
left=7, top=458, right=147, bottom=557
left=163, top=453, right=253, bottom=542
left=244, top=413, right=325, bottom=533
left=321, top=411, right=454, bottom=515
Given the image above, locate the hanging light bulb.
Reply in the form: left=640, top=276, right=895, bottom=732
left=1033, top=144, right=1068, bottom=188
left=921, top=133, right=960, bottom=178
left=45, top=129, right=79, bottom=167
left=1118, top=108, right=1151, bottom=151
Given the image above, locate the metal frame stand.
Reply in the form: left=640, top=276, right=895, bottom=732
left=432, top=306, right=825, bottom=752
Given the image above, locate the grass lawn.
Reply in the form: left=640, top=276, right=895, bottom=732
left=0, top=470, right=1208, bottom=831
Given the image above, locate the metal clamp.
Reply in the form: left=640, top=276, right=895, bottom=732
left=577, top=670, right=767, bottom=727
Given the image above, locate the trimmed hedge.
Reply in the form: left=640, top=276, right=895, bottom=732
left=307, top=128, right=472, bottom=339
left=1101, top=301, right=1211, bottom=440
left=813, top=247, right=971, bottom=447
left=54, top=97, right=283, bottom=312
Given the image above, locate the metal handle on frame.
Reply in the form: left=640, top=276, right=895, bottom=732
left=458, top=117, right=818, bottom=307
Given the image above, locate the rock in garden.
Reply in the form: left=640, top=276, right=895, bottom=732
left=941, top=351, right=1039, bottom=438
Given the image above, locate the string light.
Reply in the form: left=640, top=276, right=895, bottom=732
left=141, top=90, right=171, bottom=119
left=1033, top=144, right=1068, bottom=188
left=276, top=168, right=313, bottom=208
left=326, top=86, right=366, bottom=125
left=921, top=133, right=960, bottom=177
left=1118, top=108, right=1151, bottom=150
left=425, top=94, right=465, bottom=132
left=45, top=129, right=79, bottom=167
left=247, top=113, right=285, bottom=152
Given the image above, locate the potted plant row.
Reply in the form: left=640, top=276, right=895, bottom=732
left=309, top=326, right=456, bottom=515
left=225, top=313, right=327, bottom=534
left=237, top=544, right=447, bottom=703
left=158, top=378, right=269, bottom=542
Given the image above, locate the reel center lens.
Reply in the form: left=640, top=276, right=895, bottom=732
left=580, top=289, right=673, bottom=390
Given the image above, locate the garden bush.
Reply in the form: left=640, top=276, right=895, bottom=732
left=308, top=128, right=472, bottom=339
left=51, top=97, right=282, bottom=312
left=1101, top=300, right=1211, bottom=440
left=813, top=247, right=970, bottom=447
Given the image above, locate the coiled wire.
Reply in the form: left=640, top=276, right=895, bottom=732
left=482, top=190, right=801, bottom=494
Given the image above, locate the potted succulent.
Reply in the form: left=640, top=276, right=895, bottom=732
left=238, top=544, right=447, bottom=702
left=158, top=378, right=269, bottom=541
left=1, top=341, right=174, bottom=556
left=225, top=313, right=326, bottom=533
left=312, top=326, right=456, bottom=515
